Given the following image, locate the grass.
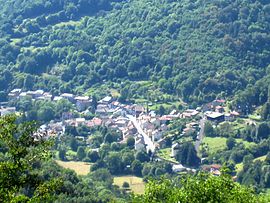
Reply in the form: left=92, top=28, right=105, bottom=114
left=55, top=160, right=91, bottom=176
left=235, top=138, right=256, bottom=148
left=235, top=163, right=243, bottom=173
left=235, top=155, right=267, bottom=173
left=203, top=137, right=227, bottom=154
left=113, top=176, right=145, bottom=194
left=157, top=148, right=178, bottom=163
left=254, top=155, right=267, bottom=162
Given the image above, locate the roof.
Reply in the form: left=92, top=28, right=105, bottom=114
left=231, top=111, right=240, bottom=116
left=100, top=96, right=112, bottom=103
left=75, top=96, right=89, bottom=101
left=211, top=164, right=222, bottom=170
left=206, top=112, right=224, bottom=119
left=61, top=93, right=74, bottom=98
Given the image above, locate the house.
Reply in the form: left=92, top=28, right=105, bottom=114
left=151, top=129, right=163, bottom=141
left=135, top=136, right=146, bottom=151
left=149, top=110, right=156, bottom=117
left=215, top=106, right=224, bottom=113
left=182, top=127, right=195, bottom=135
left=86, top=117, right=103, bottom=127
left=75, top=118, right=86, bottom=126
left=98, top=96, right=113, bottom=105
left=33, top=90, right=44, bottom=98
left=141, top=120, right=155, bottom=131
left=205, top=112, right=225, bottom=123
left=172, top=164, right=186, bottom=173
left=212, top=99, right=225, bottom=107
left=60, top=93, right=75, bottom=102
left=96, top=104, right=109, bottom=118
left=36, top=92, right=52, bottom=101
left=0, top=107, right=16, bottom=116
left=160, top=116, right=172, bottom=124
left=171, top=142, right=180, bottom=157
left=8, top=89, right=22, bottom=100
left=182, top=109, right=199, bottom=118
left=210, top=164, right=222, bottom=176
left=134, top=105, right=145, bottom=117
left=53, top=96, right=64, bottom=102
left=75, top=96, right=91, bottom=111
left=123, top=122, right=138, bottom=139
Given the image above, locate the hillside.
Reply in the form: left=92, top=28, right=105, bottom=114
left=0, top=0, right=269, bottom=108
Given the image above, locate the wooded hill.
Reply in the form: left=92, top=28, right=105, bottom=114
left=0, top=0, right=269, bottom=109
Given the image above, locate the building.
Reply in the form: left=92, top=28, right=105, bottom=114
left=75, top=96, right=91, bottom=111
left=0, top=107, right=16, bottom=116
left=151, top=129, right=163, bottom=141
left=98, top=96, right=113, bottom=105
left=134, top=105, right=145, bottom=117
left=172, top=164, right=186, bottom=173
left=135, top=136, right=146, bottom=151
left=205, top=112, right=225, bottom=123
left=60, top=93, right=75, bottom=102
left=171, top=142, right=180, bottom=157
left=8, top=89, right=22, bottom=100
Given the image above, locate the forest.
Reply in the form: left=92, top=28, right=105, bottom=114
left=0, top=0, right=269, bottom=109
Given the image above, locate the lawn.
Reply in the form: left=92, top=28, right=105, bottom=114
left=55, top=160, right=91, bottom=176
left=235, top=155, right=267, bottom=173
left=157, top=148, right=178, bottom=163
left=203, top=137, right=227, bottom=154
left=235, top=138, right=256, bottom=148
left=113, top=176, right=145, bottom=194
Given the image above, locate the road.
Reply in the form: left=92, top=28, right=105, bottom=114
left=195, top=117, right=206, bottom=152
left=127, top=115, right=156, bottom=153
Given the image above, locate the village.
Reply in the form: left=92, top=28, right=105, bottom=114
left=0, top=88, right=243, bottom=175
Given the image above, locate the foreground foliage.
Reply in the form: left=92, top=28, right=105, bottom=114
left=0, top=115, right=61, bottom=202
left=133, top=173, right=270, bottom=203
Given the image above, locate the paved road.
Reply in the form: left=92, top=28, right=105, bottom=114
left=127, top=115, right=156, bottom=153
left=195, top=117, right=206, bottom=152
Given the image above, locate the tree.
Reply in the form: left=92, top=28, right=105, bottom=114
left=158, top=105, right=166, bottom=116
left=77, top=146, right=86, bottom=160
left=127, top=136, right=135, bottom=149
left=135, top=151, right=150, bottom=162
left=122, top=182, right=130, bottom=188
left=134, top=173, right=263, bottom=203
left=88, top=150, right=100, bottom=163
left=37, top=106, right=55, bottom=122
left=226, top=137, right=236, bottom=150
left=0, top=115, right=62, bottom=202
left=70, top=136, right=78, bottom=151
left=104, top=152, right=122, bottom=175
left=204, top=121, right=215, bottom=137
left=176, top=142, right=200, bottom=167
left=59, top=148, right=66, bottom=161
left=131, top=160, right=143, bottom=176
left=256, top=122, right=270, bottom=141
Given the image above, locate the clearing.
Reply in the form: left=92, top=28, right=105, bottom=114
left=203, top=137, right=227, bottom=154
left=113, top=175, right=145, bottom=194
left=55, top=160, right=91, bottom=176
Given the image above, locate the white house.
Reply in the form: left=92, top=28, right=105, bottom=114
left=171, top=142, right=180, bottom=157
left=172, top=164, right=185, bottom=173
left=152, top=129, right=163, bottom=141
left=135, top=136, right=146, bottom=151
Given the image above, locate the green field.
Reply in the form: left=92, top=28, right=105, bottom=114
left=235, top=139, right=256, bottom=148
left=113, top=176, right=145, bottom=194
left=157, top=148, right=178, bottom=163
left=203, top=137, right=227, bottom=154
left=56, top=160, right=91, bottom=176
left=236, top=155, right=267, bottom=173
